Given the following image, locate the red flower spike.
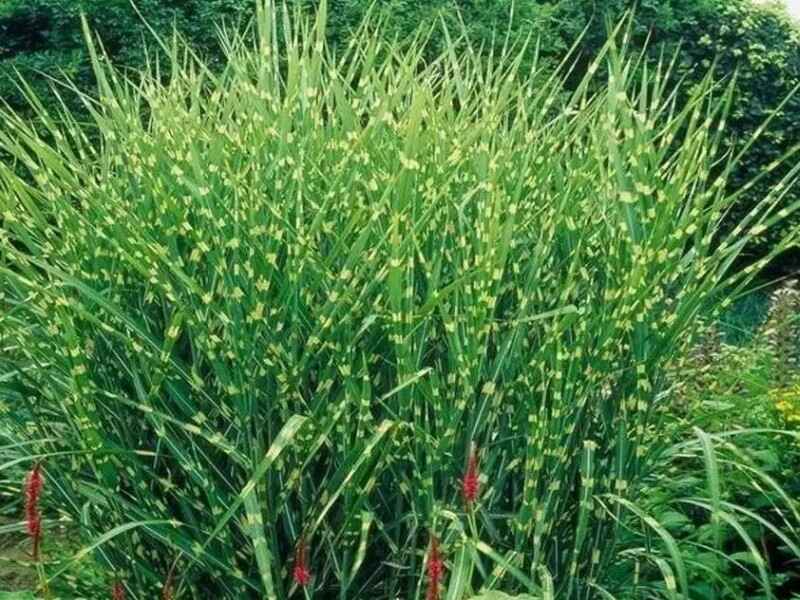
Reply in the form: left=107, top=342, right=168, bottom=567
left=25, top=464, right=44, bottom=510
left=462, top=443, right=480, bottom=506
left=426, top=577, right=440, bottom=600
left=426, top=535, right=445, bottom=600
left=24, top=464, right=44, bottom=560
left=112, top=581, right=126, bottom=600
left=293, top=536, right=311, bottom=587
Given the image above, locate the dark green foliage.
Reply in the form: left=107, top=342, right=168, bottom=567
left=679, top=2, right=800, bottom=266
left=717, top=288, right=771, bottom=344
left=0, top=1, right=251, bottom=114
left=649, top=307, right=800, bottom=599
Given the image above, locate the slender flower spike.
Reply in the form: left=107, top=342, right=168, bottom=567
left=24, top=464, right=44, bottom=560
left=462, top=443, right=480, bottom=506
left=112, top=581, right=126, bottom=600
left=426, top=535, right=445, bottom=600
left=293, top=536, right=311, bottom=587
left=25, top=464, right=44, bottom=509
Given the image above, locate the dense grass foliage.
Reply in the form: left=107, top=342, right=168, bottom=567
left=1, top=3, right=800, bottom=598
left=2, top=0, right=800, bottom=266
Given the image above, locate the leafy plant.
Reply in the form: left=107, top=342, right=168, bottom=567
left=646, top=286, right=800, bottom=599
left=1, top=2, right=800, bottom=598
left=612, top=427, right=800, bottom=600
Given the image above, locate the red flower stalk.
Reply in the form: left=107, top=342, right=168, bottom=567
left=27, top=513, right=42, bottom=561
left=426, top=535, right=445, bottom=600
left=162, top=563, right=175, bottom=600
left=24, top=464, right=44, bottom=560
left=161, top=579, right=173, bottom=600
left=25, top=464, right=43, bottom=509
left=293, top=536, right=311, bottom=587
left=462, top=443, right=480, bottom=506
left=112, top=581, right=126, bottom=600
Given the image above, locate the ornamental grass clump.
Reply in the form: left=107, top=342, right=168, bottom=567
left=2, top=1, right=800, bottom=598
